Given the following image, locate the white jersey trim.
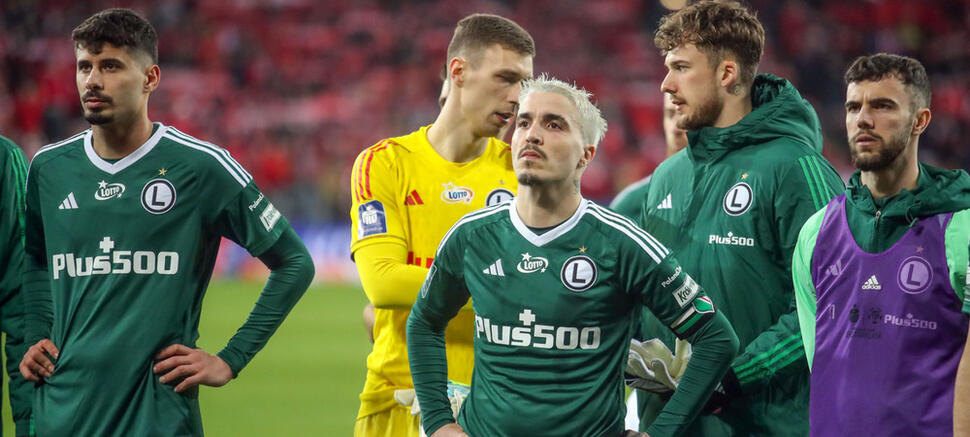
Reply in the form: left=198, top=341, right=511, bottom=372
left=588, top=203, right=670, bottom=257
left=27, top=130, right=89, bottom=184
left=436, top=202, right=511, bottom=257
left=83, top=123, right=167, bottom=175
left=164, top=130, right=252, bottom=187
left=509, top=198, right=588, bottom=248
left=587, top=206, right=665, bottom=264
left=166, top=127, right=252, bottom=183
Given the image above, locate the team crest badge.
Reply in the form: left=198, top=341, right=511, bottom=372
left=441, top=183, right=474, bottom=204
left=897, top=256, right=932, bottom=295
left=95, top=180, right=126, bottom=200
left=485, top=188, right=513, bottom=206
left=723, top=182, right=753, bottom=216
left=141, top=179, right=176, bottom=214
left=561, top=255, right=597, bottom=292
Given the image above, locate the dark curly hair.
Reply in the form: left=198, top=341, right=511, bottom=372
left=72, top=8, right=158, bottom=64
left=655, top=1, right=765, bottom=94
left=844, top=53, right=931, bottom=110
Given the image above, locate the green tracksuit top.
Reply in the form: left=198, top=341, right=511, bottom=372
left=637, top=74, right=844, bottom=436
left=0, top=136, right=32, bottom=436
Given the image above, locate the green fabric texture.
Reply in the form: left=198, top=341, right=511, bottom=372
left=610, top=175, right=652, bottom=219
left=407, top=201, right=738, bottom=437
left=844, top=163, right=970, bottom=253
left=636, top=74, right=844, bottom=435
left=791, top=206, right=828, bottom=370
left=0, top=136, right=32, bottom=436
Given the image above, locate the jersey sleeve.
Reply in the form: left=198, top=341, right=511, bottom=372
left=22, top=152, right=53, bottom=345
left=793, top=206, right=827, bottom=370
left=350, top=141, right=407, bottom=253
left=407, top=223, right=471, bottom=436
left=727, top=155, right=843, bottom=391
left=0, top=140, right=33, bottom=433
left=211, top=179, right=288, bottom=257
left=612, top=217, right=739, bottom=437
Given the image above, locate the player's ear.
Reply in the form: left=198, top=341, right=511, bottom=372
left=577, top=145, right=596, bottom=169
left=912, top=107, right=931, bottom=136
left=719, top=59, right=740, bottom=94
left=449, top=57, right=466, bottom=88
left=144, top=64, right=160, bottom=93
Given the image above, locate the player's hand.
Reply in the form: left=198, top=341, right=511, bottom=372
left=20, top=339, right=59, bottom=382
left=621, top=431, right=649, bottom=437
left=430, top=424, right=467, bottom=437
left=153, top=344, right=233, bottom=393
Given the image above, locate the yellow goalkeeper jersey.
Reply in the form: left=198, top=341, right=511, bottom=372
left=350, top=125, right=516, bottom=418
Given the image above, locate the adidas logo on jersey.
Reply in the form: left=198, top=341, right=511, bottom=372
left=404, top=190, right=424, bottom=206
left=58, top=192, right=78, bottom=210
left=482, top=259, right=505, bottom=276
left=657, top=193, right=672, bottom=209
left=861, top=275, right=882, bottom=291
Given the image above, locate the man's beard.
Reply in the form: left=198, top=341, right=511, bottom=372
left=677, top=91, right=724, bottom=131
left=850, top=124, right=910, bottom=172
left=517, top=172, right=544, bottom=186
left=84, top=110, right=114, bottom=125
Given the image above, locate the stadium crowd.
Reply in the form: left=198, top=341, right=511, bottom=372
left=1, top=0, right=968, bottom=223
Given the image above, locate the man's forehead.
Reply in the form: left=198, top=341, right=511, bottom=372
left=477, top=44, right=533, bottom=74
left=664, top=43, right=703, bottom=63
left=519, top=91, right=577, bottom=120
left=846, top=77, right=908, bottom=101
left=75, top=43, right=146, bottom=63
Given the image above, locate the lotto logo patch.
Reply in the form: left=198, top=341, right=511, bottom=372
left=358, top=200, right=387, bottom=238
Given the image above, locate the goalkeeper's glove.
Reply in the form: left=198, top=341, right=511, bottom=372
left=394, top=381, right=471, bottom=436
left=624, top=338, right=691, bottom=394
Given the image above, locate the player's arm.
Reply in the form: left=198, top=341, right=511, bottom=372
left=0, top=141, right=34, bottom=432
left=407, top=226, right=471, bottom=436
left=155, top=177, right=313, bottom=392
left=956, top=322, right=970, bottom=437
left=792, top=206, right=827, bottom=371
left=19, top=151, right=59, bottom=384
left=350, top=143, right=440, bottom=310
left=725, top=156, right=843, bottom=392
left=640, top=258, right=739, bottom=437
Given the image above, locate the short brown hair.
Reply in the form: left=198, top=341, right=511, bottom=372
left=845, top=53, right=931, bottom=110
left=655, top=1, right=765, bottom=93
left=446, top=14, right=535, bottom=66
left=72, top=8, right=158, bottom=64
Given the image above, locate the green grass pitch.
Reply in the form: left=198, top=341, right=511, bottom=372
left=2, top=279, right=372, bottom=436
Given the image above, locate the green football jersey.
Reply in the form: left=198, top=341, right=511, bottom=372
left=23, top=124, right=289, bottom=436
left=410, top=199, right=723, bottom=437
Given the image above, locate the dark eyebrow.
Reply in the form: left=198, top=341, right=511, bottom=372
left=868, top=97, right=898, bottom=107
left=539, top=113, right=568, bottom=126
left=496, top=68, right=525, bottom=81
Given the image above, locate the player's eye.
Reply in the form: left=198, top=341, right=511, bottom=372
left=517, top=119, right=530, bottom=128
left=549, top=121, right=562, bottom=130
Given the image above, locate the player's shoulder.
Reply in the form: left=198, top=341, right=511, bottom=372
left=30, top=129, right=89, bottom=170
left=355, top=127, right=426, bottom=165
left=160, top=125, right=253, bottom=187
left=439, top=201, right=512, bottom=247
left=584, top=201, right=670, bottom=263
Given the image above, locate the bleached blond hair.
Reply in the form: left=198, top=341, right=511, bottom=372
left=519, top=74, right=608, bottom=146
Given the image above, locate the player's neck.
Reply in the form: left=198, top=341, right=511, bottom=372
left=427, top=106, right=489, bottom=164
left=515, top=182, right=582, bottom=228
left=91, top=116, right=154, bottom=160
left=861, top=144, right=920, bottom=200
left=712, top=92, right=752, bottom=128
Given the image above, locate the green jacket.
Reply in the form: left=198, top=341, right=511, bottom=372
left=0, top=136, right=32, bottom=436
left=637, top=74, right=844, bottom=435
left=794, top=163, right=970, bottom=367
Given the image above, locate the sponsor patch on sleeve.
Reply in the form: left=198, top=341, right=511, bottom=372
left=670, top=296, right=716, bottom=339
left=358, top=200, right=388, bottom=239
left=260, top=202, right=282, bottom=232
left=672, top=274, right=700, bottom=307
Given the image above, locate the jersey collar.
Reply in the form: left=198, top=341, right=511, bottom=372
left=509, top=198, right=588, bottom=247
left=84, top=122, right=167, bottom=175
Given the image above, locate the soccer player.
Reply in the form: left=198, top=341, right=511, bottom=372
left=635, top=1, right=844, bottom=435
left=610, top=94, right=687, bottom=219
left=792, top=53, right=970, bottom=436
left=349, top=14, right=534, bottom=436
left=18, top=9, right=314, bottom=436
left=0, top=135, right=31, bottom=436
left=407, top=75, right=739, bottom=437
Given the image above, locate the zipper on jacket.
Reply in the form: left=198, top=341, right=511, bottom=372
left=871, top=210, right=882, bottom=251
